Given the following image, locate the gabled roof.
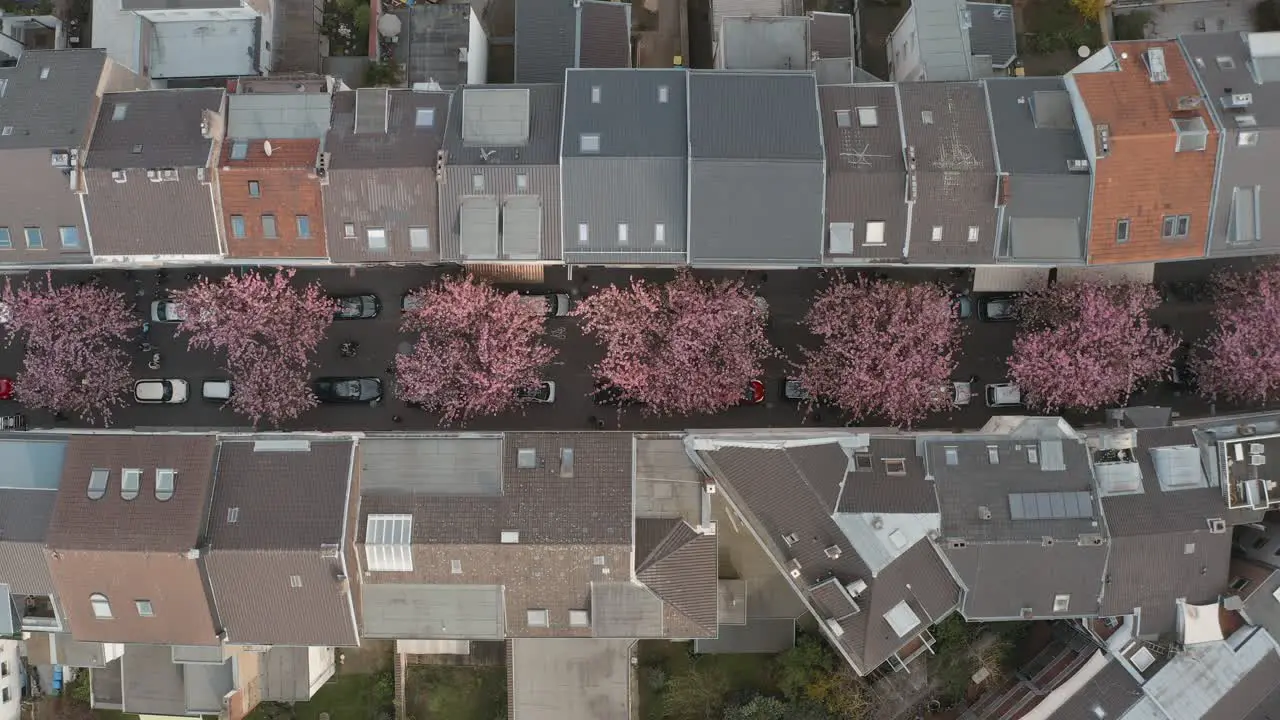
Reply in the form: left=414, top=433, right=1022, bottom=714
left=896, top=0, right=974, bottom=81
left=1042, top=658, right=1143, bottom=720
left=442, top=84, right=563, bottom=165
left=967, top=3, right=1017, bottom=69
left=515, top=0, right=577, bottom=83
left=86, top=89, right=224, bottom=169
left=204, top=437, right=358, bottom=646
left=0, top=49, right=108, bottom=151
left=636, top=519, right=718, bottom=636
left=562, top=69, right=687, bottom=159
left=1101, top=530, right=1230, bottom=636
left=326, top=89, right=451, bottom=169
left=576, top=0, right=632, bottom=69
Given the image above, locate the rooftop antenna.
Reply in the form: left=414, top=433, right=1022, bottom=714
left=263, top=140, right=274, bottom=157
left=479, top=148, right=496, bottom=162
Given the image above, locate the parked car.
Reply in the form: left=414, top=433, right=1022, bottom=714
left=1168, top=344, right=1198, bottom=391
left=939, top=380, right=973, bottom=407
left=134, top=379, right=189, bottom=404
left=743, top=379, right=766, bottom=404
left=951, top=294, right=974, bottom=320
left=592, top=381, right=632, bottom=406
left=332, top=294, right=382, bottom=320
left=314, top=377, right=383, bottom=403
left=978, top=295, right=1019, bottom=322
left=201, top=378, right=232, bottom=403
left=781, top=377, right=811, bottom=401
left=519, top=292, right=573, bottom=318
left=985, top=382, right=1022, bottom=408
left=401, top=292, right=424, bottom=313
left=0, top=377, right=13, bottom=401
left=517, top=381, right=557, bottom=403
left=150, top=299, right=184, bottom=323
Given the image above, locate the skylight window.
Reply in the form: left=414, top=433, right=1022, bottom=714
left=155, top=469, right=175, bottom=501
left=931, top=225, right=943, bottom=242
left=1053, top=594, right=1071, bottom=612
left=90, top=593, right=112, bottom=619
left=654, top=223, right=666, bottom=246
left=121, top=468, right=141, bottom=500
left=415, top=107, right=435, bottom=127
left=365, top=514, right=413, bottom=572
left=857, top=107, right=878, bottom=127
left=230, top=141, right=249, bottom=160
left=658, top=85, right=670, bottom=103
left=1173, top=117, right=1208, bottom=152
left=88, top=468, right=108, bottom=500
left=112, top=103, right=128, bottom=121
left=590, top=86, right=601, bottom=104
left=836, top=109, right=852, bottom=128
left=921, top=110, right=934, bottom=124
left=39, top=67, right=49, bottom=79
left=580, top=133, right=601, bottom=153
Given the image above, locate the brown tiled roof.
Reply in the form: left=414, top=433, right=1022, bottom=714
left=636, top=522, right=718, bottom=637
left=218, top=154, right=328, bottom=259
left=219, top=138, right=320, bottom=169
left=45, top=434, right=218, bottom=552
left=636, top=517, right=689, bottom=570
left=1075, top=40, right=1216, bottom=264
left=204, top=438, right=359, bottom=646
left=577, top=1, right=632, bottom=69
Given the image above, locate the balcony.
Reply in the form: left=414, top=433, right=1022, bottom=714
left=886, top=628, right=936, bottom=672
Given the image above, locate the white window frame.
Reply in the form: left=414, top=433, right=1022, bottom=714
left=865, top=221, right=886, bottom=246
left=1053, top=594, right=1071, bottom=612
left=367, top=227, right=388, bottom=250
left=121, top=468, right=141, bottom=500
left=90, top=593, right=112, bottom=619
left=654, top=223, right=666, bottom=246
left=365, top=514, right=414, bottom=572
left=930, top=225, right=943, bottom=242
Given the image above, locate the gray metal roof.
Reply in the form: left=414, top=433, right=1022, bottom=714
left=258, top=647, right=324, bottom=702
left=361, top=583, right=506, bottom=639
left=360, top=437, right=504, bottom=495
left=121, top=644, right=190, bottom=716
left=227, top=93, right=331, bottom=140
left=1103, top=427, right=1239, bottom=536
left=718, top=16, right=811, bottom=71
left=947, top=543, right=1107, bottom=619
left=688, top=71, right=824, bottom=160
left=1044, top=659, right=1143, bottom=720
left=898, top=82, right=999, bottom=263
left=820, top=83, right=909, bottom=262
left=84, top=166, right=222, bottom=257
left=86, top=89, right=223, bottom=169
left=902, top=0, right=975, bottom=80
left=443, top=84, right=563, bottom=164
left=562, top=69, right=688, bottom=158
left=591, top=581, right=665, bottom=636
left=1207, top=648, right=1280, bottom=720
left=967, top=3, right=1016, bottom=68
left=510, top=638, right=632, bottom=720
left=0, top=438, right=67, bottom=490
left=838, top=438, right=937, bottom=513
left=811, top=11, right=855, bottom=59
left=694, top=617, right=797, bottom=654
left=1180, top=32, right=1280, bottom=259
left=515, top=0, right=577, bottom=83
left=394, top=3, right=470, bottom=89
left=0, top=50, right=107, bottom=151
left=985, top=77, right=1090, bottom=263
left=148, top=18, right=260, bottom=79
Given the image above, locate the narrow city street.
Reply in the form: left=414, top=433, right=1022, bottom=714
left=0, top=259, right=1269, bottom=432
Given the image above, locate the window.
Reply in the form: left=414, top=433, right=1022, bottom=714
left=343, top=222, right=356, bottom=238
left=451, top=559, right=462, bottom=574
left=0, top=126, right=11, bottom=136
left=1217, top=55, right=1236, bottom=69
left=472, top=174, right=484, bottom=191
left=415, top=107, right=435, bottom=127
left=527, top=609, right=549, bottom=627
left=944, top=446, right=959, bottom=465
left=1230, top=187, right=1262, bottom=244
left=226, top=507, right=240, bottom=523
left=295, top=215, right=311, bottom=238
left=261, top=214, right=277, bottom=238
left=365, top=514, right=413, bottom=571
left=1, top=688, right=8, bottom=702
left=367, top=227, right=387, bottom=250
left=230, top=141, right=249, bottom=160
left=654, top=223, right=666, bottom=246
left=39, top=67, right=50, bottom=79
left=865, top=220, right=886, bottom=246
left=230, top=215, right=246, bottom=238
left=1240, top=131, right=1259, bottom=147
left=921, top=110, right=934, bottom=124
left=135, top=600, right=154, bottom=617
left=577, top=223, right=589, bottom=245
left=569, top=609, right=590, bottom=627
left=857, top=107, right=879, bottom=127
left=580, top=133, right=601, bottom=153
left=854, top=454, right=873, bottom=471
left=409, top=226, right=431, bottom=250
left=658, top=85, right=670, bottom=103
left=88, top=469, right=108, bottom=500
left=516, top=173, right=528, bottom=190
left=884, top=458, right=907, bottom=475
left=90, top=593, right=113, bottom=619
left=590, top=85, right=602, bottom=103
left=836, top=109, right=853, bottom=128
left=121, top=468, right=141, bottom=500
left=155, top=469, right=175, bottom=501
left=24, top=227, right=42, bottom=249
left=783, top=532, right=799, bottom=546
left=1052, top=594, right=1070, bottom=612
left=1162, top=214, right=1191, bottom=239
left=0, top=661, right=7, bottom=677
left=1116, top=218, right=1131, bottom=243
left=1173, top=117, right=1208, bottom=152
left=0, top=228, right=10, bottom=248
left=987, top=446, right=999, bottom=464
left=289, top=575, right=303, bottom=588
left=247, top=180, right=261, bottom=197
left=58, top=226, right=80, bottom=248
left=1230, top=577, right=1251, bottom=592
left=967, top=226, right=979, bottom=242
left=1238, top=114, right=1258, bottom=127
left=131, top=144, right=143, bottom=154
left=930, top=225, right=943, bottom=242
left=617, top=223, right=628, bottom=245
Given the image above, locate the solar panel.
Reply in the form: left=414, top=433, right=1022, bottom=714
left=1008, top=491, right=1092, bottom=520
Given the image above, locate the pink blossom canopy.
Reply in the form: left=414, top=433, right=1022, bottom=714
left=1008, top=279, right=1176, bottom=412
left=1194, top=264, right=1280, bottom=405
left=573, top=271, right=775, bottom=416
left=395, top=275, right=557, bottom=426
left=797, top=276, right=962, bottom=427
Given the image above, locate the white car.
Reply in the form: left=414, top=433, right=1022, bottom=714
left=517, top=292, right=572, bottom=317
left=985, top=383, right=1023, bottom=408
left=201, top=379, right=232, bottom=403
left=517, top=381, right=556, bottom=403
left=134, top=379, right=189, bottom=404
left=150, top=300, right=184, bottom=323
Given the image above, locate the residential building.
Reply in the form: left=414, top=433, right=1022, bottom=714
left=561, top=68, right=689, bottom=265
left=576, top=0, right=632, bottom=69
left=0, top=639, right=17, bottom=720
left=0, top=10, right=70, bottom=62
left=985, top=77, right=1091, bottom=264
left=0, top=50, right=141, bottom=267
left=1065, top=40, right=1218, bottom=265
left=811, top=11, right=877, bottom=85
left=323, top=88, right=450, bottom=263
left=1181, top=32, right=1280, bottom=258
left=514, top=0, right=576, bottom=83
left=42, top=434, right=222, bottom=646
left=82, top=88, right=227, bottom=263
left=0, top=437, right=68, bottom=636
left=686, top=433, right=961, bottom=675
left=217, top=78, right=333, bottom=260
left=887, top=0, right=975, bottom=81
left=968, top=3, right=1017, bottom=75
left=203, top=437, right=361, bottom=647
left=687, top=71, right=825, bottom=267
left=898, top=81, right=999, bottom=263
left=820, top=83, right=910, bottom=263
left=356, top=433, right=718, bottom=641
left=715, top=16, right=811, bottom=71
left=710, top=0, right=803, bottom=58
left=438, top=84, right=563, bottom=263
left=508, top=639, right=633, bottom=720
left=392, top=1, right=473, bottom=89
left=91, top=0, right=274, bottom=81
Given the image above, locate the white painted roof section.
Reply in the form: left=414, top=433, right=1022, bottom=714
left=148, top=19, right=257, bottom=79
left=835, top=511, right=939, bottom=577
left=1137, top=628, right=1277, bottom=720
left=910, top=0, right=976, bottom=80
left=1180, top=602, right=1224, bottom=645
left=884, top=599, right=922, bottom=637
left=461, top=88, right=531, bottom=146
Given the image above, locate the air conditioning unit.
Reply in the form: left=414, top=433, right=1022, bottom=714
left=161, top=168, right=178, bottom=181
left=1251, top=454, right=1267, bottom=466
left=50, top=150, right=70, bottom=168
left=1221, top=93, right=1254, bottom=109
left=1250, top=443, right=1266, bottom=455
left=111, top=169, right=127, bottom=183
left=846, top=579, right=868, bottom=597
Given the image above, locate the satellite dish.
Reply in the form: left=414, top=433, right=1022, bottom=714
left=263, top=140, right=273, bottom=156
left=377, top=13, right=402, bottom=38
left=1078, top=45, right=1091, bottom=58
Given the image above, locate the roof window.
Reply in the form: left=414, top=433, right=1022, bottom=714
left=365, top=513, right=413, bottom=572
left=930, top=225, right=943, bottom=242
left=131, top=144, right=143, bottom=154
left=1116, top=219, right=1130, bottom=243
left=527, top=609, right=549, bottom=627
left=112, top=103, right=128, bottom=121
left=590, top=85, right=601, bottom=104
left=230, top=141, right=249, bottom=160
left=155, top=469, right=175, bottom=501
left=944, top=446, right=959, bottom=465
left=836, top=109, right=852, bottom=128
left=580, top=133, right=601, bottom=153
left=90, top=593, right=112, bottom=619
left=884, top=458, right=907, bottom=475
left=135, top=600, right=154, bottom=617
left=517, top=448, right=537, bottom=468
left=88, top=468, right=108, bottom=500
left=415, top=107, right=435, bottom=127
left=921, top=110, right=934, bottom=124
left=1173, top=117, right=1208, bottom=152
left=39, top=67, right=49, bottom=80
left=569, top=609, right=589, bottom=627
left=1239, top=131, right=1259, bottom=147
left=857, top=107, right=878, bottom=127
left=658, top=85, right=670, bottom=103
left=121, top=468, right=141, bottom=500
left=1216, top=55, right=1236, bottom=69
left=1053, top=594, right=1070, bottom=612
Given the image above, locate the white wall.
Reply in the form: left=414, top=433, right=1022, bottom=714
left=305, top=647, right=335, bottom=699
left=887, top=8, right=923, bottom=82
left=467, top=7, right=489, bottom=85
left=0, top=639, right=21, bottom=720
left=135, top=6, right=257, bottom=22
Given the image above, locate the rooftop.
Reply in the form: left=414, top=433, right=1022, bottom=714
left=687, top=71, right=824, bottom=161
left=576, top=0, right=632, bottom=69
left=442, top=84, right=563, bottom=165
left=968, top=3, right=1017, bottom=69
left=811, top=11, right=855, bottom=60
left=86, top=89, right=224, bottom=169
left=226, top=92, right=332, bottom=140
left=393, top=2, right=470, bottom=89
left=515, top=0, right=576, bottom=83
left=325, top=89, right=451, bottom=169
left=0, top=49, right=108, bottom=151
left=1181, top=32, right=1280, bottom=128
left=562, top=69, right=688, bottom=159
left=718, top=16, right=811, bottom=71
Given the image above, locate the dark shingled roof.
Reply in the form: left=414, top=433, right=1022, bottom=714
left=838, top=438, right=937, bottom=514
left=637, top=520, right=718, bottom=635
left=85, top=89, right=224, bottom=169
left=576, top=0, right=632, bottom=69
left=1043, top=659, right=1143, bottom=720
left=325, top=89, right=451, bottom=170
left=1101, top=530, right=1232, bottom=637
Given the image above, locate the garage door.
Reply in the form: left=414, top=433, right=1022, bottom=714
left=973, top=265, right=1052, bottom=292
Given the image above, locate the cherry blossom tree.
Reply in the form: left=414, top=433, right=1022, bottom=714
left=171, top=269, right=334, bottom=426
left=1193, top=264, right=1280, bottom=405
left=1, top=274, right=137, bottom=425
left=1008, top=279, right=1177, bottom=412
left=396, top=275, right=557, bottom=425
left=797, top=276, right=961, bottom=427
left=573, top=271, right=775, bottom=416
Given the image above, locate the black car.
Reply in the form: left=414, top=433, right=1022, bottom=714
left=1168, top=343, right=1198, bottom=391
left=951, top=293, right=974, bottom=320
left=592, top=382, right=633, bottom=406
left=314, top=377, right=383, bottom=403
left=978, top=294, right=1019, bottom=322
left=332, top=294, right=382, bottom=320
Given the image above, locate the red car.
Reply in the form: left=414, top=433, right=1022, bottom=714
left=743, top=379, right=765, bottom=405
left=0, top=377, right=13, bottom=400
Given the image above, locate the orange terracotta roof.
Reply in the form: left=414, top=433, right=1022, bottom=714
left=219, top=138, right=321, bottom=169
left=1074, top=40, right=1216, bottom=265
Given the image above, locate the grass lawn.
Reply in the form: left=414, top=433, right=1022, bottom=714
left=637, top=641, right=778, bottom=720
left=405, top=665, right=507, bottom=720
left=245, top=674, right=389, bottom=720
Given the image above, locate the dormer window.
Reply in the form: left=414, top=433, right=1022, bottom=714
left=90, top=593, right=112, bottom=619
left=121, top=468, right=141, bottom=500
left=155, top=469, right=175, bottom=501
left=88, top=469, right=108, bottom=500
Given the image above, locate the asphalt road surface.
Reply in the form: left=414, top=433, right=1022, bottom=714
left=0, top=259, right=1270, bottom=433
